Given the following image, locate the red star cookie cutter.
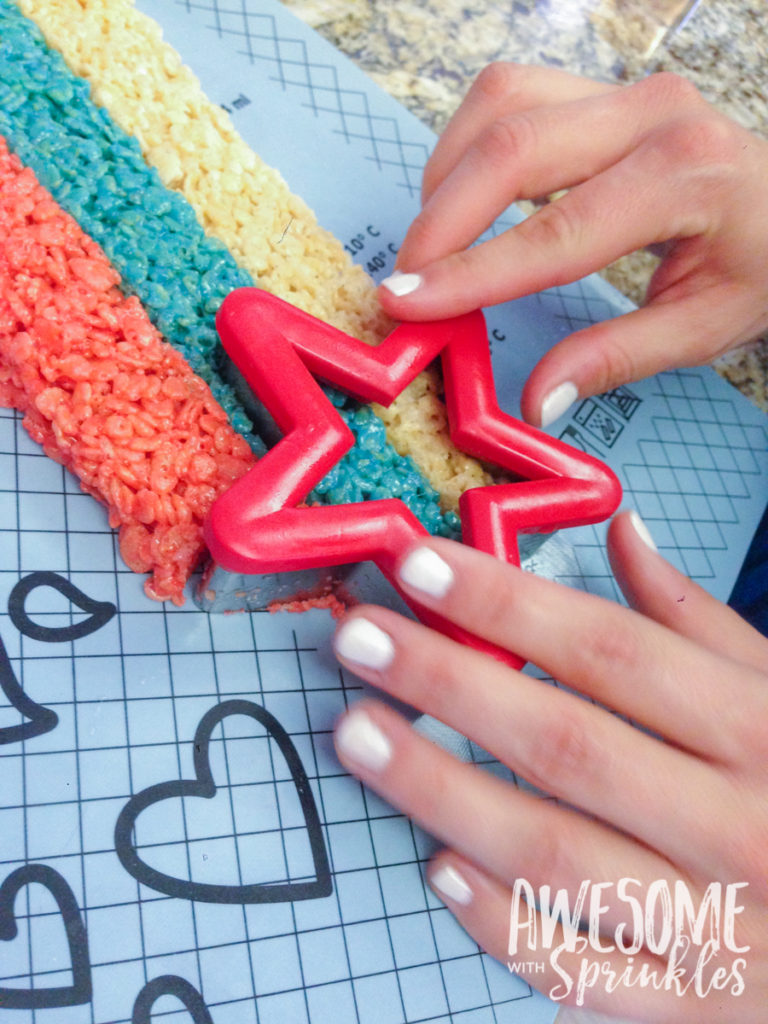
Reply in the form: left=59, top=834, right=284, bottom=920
left=204, top=288, right=621, bottom=667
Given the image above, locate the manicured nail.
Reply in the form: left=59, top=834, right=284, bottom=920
left=629, top=509, right=657, bottom=552
left=398, top=546, right=454, bottom=599
left=430, top=863, right=473, bottom=906
left=335, top=617, right=395, bottom=670
left=540, top=381, right=578, bottom=428
left=380, top=270, right=423, bottom=297
left=336, top=709, right=392, bottom=773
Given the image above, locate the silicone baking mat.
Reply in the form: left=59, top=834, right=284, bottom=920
left=1, top=2, right=767, bottom=1022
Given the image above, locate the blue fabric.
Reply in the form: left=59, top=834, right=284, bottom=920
left=729, top=500, right=768, bottom=636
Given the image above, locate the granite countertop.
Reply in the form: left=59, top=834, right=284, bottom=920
left=281, top=0, right=768, bottom=413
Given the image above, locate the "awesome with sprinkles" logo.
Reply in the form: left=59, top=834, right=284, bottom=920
left=507, top=878, right=750, bottom=1005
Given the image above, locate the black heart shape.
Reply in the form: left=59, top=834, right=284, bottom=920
left=114, top=699, right=332, bottom=903
left=8, top=572, right=116, bottom=643
left=132, top=975, right=212, bottom=1024
left=0, top=631, right=58, bottom=745
left=0, top=863, right=91, bottom=1009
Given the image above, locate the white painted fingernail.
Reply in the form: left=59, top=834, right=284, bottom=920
left=380, top=270, right=423, bottom=297
left=629, top=509, right=657, bottom=552
left=540, top=381, right=578, bottom=428
left=336, top=709, right=392, bottom=773
left=335, top=617, right=395, bottom=670
left=398, top=546, right=454, bottom=599
left=430, top=864, right=473, bottom=906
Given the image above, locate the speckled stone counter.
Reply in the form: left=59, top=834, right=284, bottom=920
left=281, top=0, right=768, bottom=412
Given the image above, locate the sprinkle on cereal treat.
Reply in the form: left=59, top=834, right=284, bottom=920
left=16, top=0, right=499, bottom=513
left=0, top=136, right=255, bottom=604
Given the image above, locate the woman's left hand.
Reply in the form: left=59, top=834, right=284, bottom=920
left=332, top=510, right=768, bottom=1022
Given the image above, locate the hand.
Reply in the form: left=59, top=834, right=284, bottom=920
left=378, top=64, right=768, bottom=427
left=332, top=511, right=768, bottom=1021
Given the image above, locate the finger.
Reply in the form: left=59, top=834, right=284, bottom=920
left=333, top=609, right=729, bottom=869
left=397, top=74, right=710, bottom=280
left=402, top=85, right=658, bottom=274
left=381, top=116, right=719, bottom=321
left=422, top=63, right=616, bottom=204
left=426, top=851, right=702, bottom=1021
left=333, top=700, right=685, bottom=926
left=390, top=538, right=768, bottom=766
left=520, top=282, right=762, bottom=427
left=608, top=510, right=768, bottom=676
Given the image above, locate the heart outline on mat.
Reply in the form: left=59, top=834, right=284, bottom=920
left=0, top=863, right=91, bottom=1009
left=8, top=571, right=116, bottom=644
left=0, top=631, right=58, bottom=745
left=114, top=699, right=332, bottom=903
left=1, top=571, right=118, bottom=746
left=132, top=974, right=212, bottom=1024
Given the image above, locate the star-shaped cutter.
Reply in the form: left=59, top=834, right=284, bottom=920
left=204, top=288, right=622, bottom=668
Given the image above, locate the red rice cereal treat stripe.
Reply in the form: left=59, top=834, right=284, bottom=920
left=0, top=137, right=255, bottom=604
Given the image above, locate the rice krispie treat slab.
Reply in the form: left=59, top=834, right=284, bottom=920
left=0, top=0, right=463, bottom=574
left=10, top=0, right=494, bottom=529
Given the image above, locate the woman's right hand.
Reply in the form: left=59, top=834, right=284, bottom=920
left=378, top=65, right=768, bottom=426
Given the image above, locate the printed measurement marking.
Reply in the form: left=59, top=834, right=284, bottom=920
left=220, top=92, right=252, bottom=113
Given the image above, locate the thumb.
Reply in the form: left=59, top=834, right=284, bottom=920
left=520, top=286, right=751, bottom=428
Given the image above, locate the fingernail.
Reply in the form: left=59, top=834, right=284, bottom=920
left=430, top=863, right=473, bottom=906
left=629, top=509, right=657, bottom=552
left=398, top=546, right=454, bottom=599
left=336, top=709, right=393, bottom=773
left=335, top=617, right=395, bottom=671
left=540, top=381, right=578, bottom=428
left=380, top=270, right=423, bottom=297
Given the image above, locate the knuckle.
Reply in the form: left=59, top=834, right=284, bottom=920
left=587, top=328, right=642, bottom=394
left=444, top=242, right=494, bottom=291
left=474, top=113, right=537, bottom=172
left=473, top=61, right=521, bottom=102
left=517, top=198, right=581, bottom=258
left=632, top=71, right=744, bottom=178
left=570, top=611, right=643, bottom=684
left=655, top=114, right=740, bottom=171
left=523, top=709, right=596, bottom=795
left=638, top=71, right=703, bottom=112
left=591, top=620, right=642, bottom=673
